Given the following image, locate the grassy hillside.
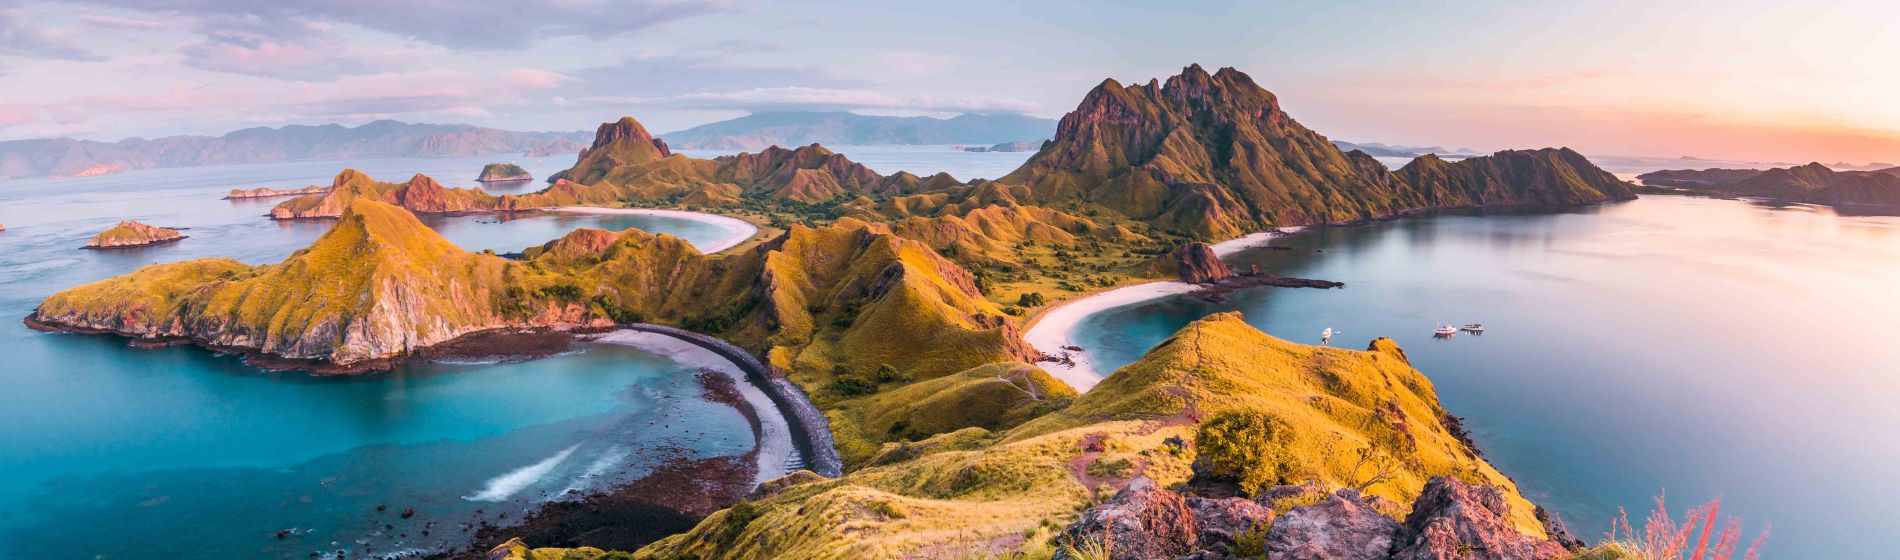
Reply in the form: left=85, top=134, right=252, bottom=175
left=589, top=313, right=1547, bottom=560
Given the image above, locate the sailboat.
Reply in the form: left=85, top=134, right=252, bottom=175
left=1321, top=327, right=1334, bottom=344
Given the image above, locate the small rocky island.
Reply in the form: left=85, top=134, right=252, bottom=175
left=85, top=220, right=184, bottom=249
left=477, top=162, right=533, bottom=182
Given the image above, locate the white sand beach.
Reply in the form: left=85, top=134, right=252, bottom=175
left=1025, top=227, right=1305, bottom=392
left=592, top=330, right=795, bottom=485
left=549, top=206, right=759, bottom=253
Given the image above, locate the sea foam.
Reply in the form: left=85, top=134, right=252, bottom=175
left=464, top=443, right=581, bottom=502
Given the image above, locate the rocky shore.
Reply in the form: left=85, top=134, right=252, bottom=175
left=623, top=323, right=844, bottom=477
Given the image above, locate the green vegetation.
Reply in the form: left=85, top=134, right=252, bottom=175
left=479, top=162, right=533, bottom=181
left=1193, top=410, right=1300, bottom=494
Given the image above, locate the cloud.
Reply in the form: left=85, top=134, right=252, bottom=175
left=176, top=19, right=422, bottom=80
left=76, top=13, right=169, bottom=30
left=74, top=0, right=735, bottom=49
left=0, top=9, right=106, bottom=61
left=566, top=50, right=868, bottom=98
left=586, top=86, right=1042, bottom=115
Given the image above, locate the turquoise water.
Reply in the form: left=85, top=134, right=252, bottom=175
left=0, top=157, right=761, bottom=558
left=1074, top=197, right=1900, bottom=558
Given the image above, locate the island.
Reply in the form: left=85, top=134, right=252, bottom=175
left=35, top=64, right=1661, bottom=559
left=1639, top=163, right=1900, bottom=207
left=223, top=185, right=329, bottom=199
left=477, top=162, right=534, bottom=182
left=83, top=220, right=183, bottom=249
left=959, top=140, right=1040, bottom=152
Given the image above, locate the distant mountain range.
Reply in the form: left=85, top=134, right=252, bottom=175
left=662, top=111, right=1056, bottom=150
left=0, top=121, right=590, bottom=179
left=1331, top=141, right=1481, bottom=158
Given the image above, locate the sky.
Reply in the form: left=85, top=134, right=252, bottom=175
left=1, top=0, right=1897, bottom=163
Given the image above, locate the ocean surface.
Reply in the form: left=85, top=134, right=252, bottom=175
left=1071, top=196, right=1900, bottom=557
left=0, top=147, right=1030, bottom=558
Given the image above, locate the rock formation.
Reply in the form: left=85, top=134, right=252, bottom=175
left=1635, top=167, right=1764, bottom=190
left=477, top=163, right=533, bottom=182
left=270, top=169, right=502, bottom=219
left=84, top=220, right=183, bottom=248
left=1148, top=242, right=1235, bottom=283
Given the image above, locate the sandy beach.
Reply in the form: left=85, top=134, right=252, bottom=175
left=1025, top=227, right=1304, bottom=392
left=549, top=206, right=759, bottom=253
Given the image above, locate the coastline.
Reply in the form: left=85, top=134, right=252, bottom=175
left=1024, top=227, right=1305, bottom=392
left=548, top=206, right=759, bottom=254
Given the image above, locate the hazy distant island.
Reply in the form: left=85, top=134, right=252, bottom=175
left=1332, top=140, right=1481, bottom=158
left=1640, top=163, right=1900, bottom=206
left=224, top=185, right=329, bottom=199
left=0, top=121, right=588, bottom=180
left=959, top=140, right=1040, bottom=152
left=662, top=111, right=1056, bottom=150
left=477, top=162, right=533, bottom=182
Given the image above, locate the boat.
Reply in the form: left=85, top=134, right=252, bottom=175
left=1461, top=323, right=1484, bottom=333
left=1434, top=324, right=1458, bottom=335
left=1322, top=327, right=1333, bottom=340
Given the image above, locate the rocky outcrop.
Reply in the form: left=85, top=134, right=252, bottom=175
left=1055, top=476, right=1200, bottom=560
left=1149, top=242, right=1234, bottom=284
left=559, top=117, right=675, bottom=185
left=1265, top=490, right=1403, bottom=560
left=1185, top=496, right=1273, bottom=553
left=477, top=162, right=533, bottom=182
left=1393, top=477, right=1570, bottom=560
left=84, top=220, right=183, bottom=248
left=1057, top=477, right=1573, bottom=560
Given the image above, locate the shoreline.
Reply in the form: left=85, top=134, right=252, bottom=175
left=548, top=206, right=759, bottom=254
left=1024, top=227, right=1305, bottom=392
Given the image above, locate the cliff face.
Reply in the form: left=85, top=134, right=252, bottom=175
left=85, top=220, right=184, bottom=248
left=1002, top=65, right=1635, bottom=239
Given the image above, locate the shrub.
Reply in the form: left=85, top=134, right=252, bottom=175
left=1230, top=523, right=1269, bottom=559
left=1193, top=410, right=1299, bottom=495
left=1599, top=493, right=1767, bottom=560
left=1016, top=292, right=1047, bottom=307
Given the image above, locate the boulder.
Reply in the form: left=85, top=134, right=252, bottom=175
left=1057, top=476, right=1199, bottom=560
left=1185, top=496, right=1271, bottom=551
left=1264, top=490, right=1401, bottom=560
left=1391, top=477, right=1569, bottom=560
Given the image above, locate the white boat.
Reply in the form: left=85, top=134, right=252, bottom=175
left=1434, top=324, right=1458, bottom=335
left=1461, top=323, right=1485, bottom=333
left=1322, top=327, right=1334, bottom=340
